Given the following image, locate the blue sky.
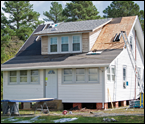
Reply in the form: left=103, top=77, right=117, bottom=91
left=1, top=1, right=144, bottom=22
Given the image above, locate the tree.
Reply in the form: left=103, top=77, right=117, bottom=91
left=2, top=1, right=43, bottom=41
left=43, top=2, right=66, bottom=23
left=103, top=1, right=144, bottom=31
left=62, top=1, right=101, bottom=22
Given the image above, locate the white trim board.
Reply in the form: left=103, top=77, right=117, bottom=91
left=1, top=63, right=109, bottom=71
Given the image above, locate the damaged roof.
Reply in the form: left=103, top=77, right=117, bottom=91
left=91, top=16, right=136, bottom=51
left=34, top=18, right=112, bottom=35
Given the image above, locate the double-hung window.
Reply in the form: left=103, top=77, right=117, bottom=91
left=9, top=71, right=17, bottom=83
left=50, top=37, right=57, bottom=52
left=61, top=37, right=69, bottom=52
left=123, top=66, right=127, bottom=89
left=88, top=68, right=98, bottom=82
left=31, top=70, right=39, bottom=83
left=76, top=69, right=85, bottom=82
left=63, top=69, right=72, bottom=83
left=111, top=66, right=116, bottom=82
left=73, top=36, right=80, bottom=51
left=137, top=67, right=141, bottom=87
left=107, top=67, right=111, bottom=81
left=130, top=36, right=133, bottom=50
left=20, top=70, right=27, bottom=83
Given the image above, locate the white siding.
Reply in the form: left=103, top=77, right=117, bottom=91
left=3, top=69, right=44, bottom=99
left=105, top=28, right=144, bottom=102
left=58, top=68, right=104, bottom=103
left=89, top=28, right=102, bottom=50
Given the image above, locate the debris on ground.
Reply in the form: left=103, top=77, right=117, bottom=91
left=52, top=118, right=78, bottom=123
left=103, top=118, right=117, bottom=122
left=70, top=106, right=79, bottom=110
left=90, top=111, right=94, bottom=114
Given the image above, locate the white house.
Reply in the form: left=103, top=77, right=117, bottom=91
left=1, top=16, right=144, bottom=110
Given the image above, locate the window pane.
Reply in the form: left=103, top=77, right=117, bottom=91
left=61, top=44, right=68, bottom=52
left=76, top=69, right=85, bottom=74
left=20, top=71, right=27, bottom=76
left=51, top=45, right=57, bottom=52
left=73, top=36, right=80, bottom=43
left=73, top=43, right=80, bottom=51
left=76, top=75, right=85, bottom=81
left=10, top=77, right=17, bottom=82
left=107, top=75, right=110, bottom=81
left=10, top=71, right=17, bottom=76
left=123, top=68, right=126, bottom=77
left=20, top=77, right=27, bottom=82
left=64, top=69, right=72, bottom=74
left=51, top=37, right=57, bottom=44
left=89, top=68, right=98, bottom=74
left=64, top=76, right=72, bottom=81
left=112, top=68, right=115, bottom=75
left=107, top=67, right=110, bottom=73
left=31, top=70, right=38, bottom=75
left=89, top=75, right=98, bottom=81
left=31, top=76, right=38, bottom=82
left=61, top=37, right=68, bottom=44
left=112, top=75, right=115, bottom=81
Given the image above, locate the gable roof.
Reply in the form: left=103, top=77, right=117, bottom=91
left=34, top=18, right=112, bottom=35
left=91, top=16, right=137, bottom=51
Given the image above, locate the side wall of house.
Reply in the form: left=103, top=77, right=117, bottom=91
left=57, top=68, right=105, bottom=103
left=105, top=28, right=144, bottom=103
left=89, top=28, right=102, bottom=51
left=3, top=69, right=44, bottom=99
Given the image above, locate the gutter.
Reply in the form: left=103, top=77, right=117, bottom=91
left=1, top=63, right=109, bottom=71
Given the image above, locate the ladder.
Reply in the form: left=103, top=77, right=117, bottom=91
left=121, top=31, right=144, bottom=94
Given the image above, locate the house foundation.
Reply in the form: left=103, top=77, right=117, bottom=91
left=73, top=103, right=82, bottom=109
left=121, top=100, right=126, bottom=106
left=104, top=103, right=108, bottom=109
left=96, top=103, right=103, bottom=110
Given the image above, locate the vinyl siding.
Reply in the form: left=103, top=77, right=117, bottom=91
left=3, top=69, right=44, bottom=99
left=57, top=68, right=104, bottom=103
left=105, top=28, right=144, bottom=102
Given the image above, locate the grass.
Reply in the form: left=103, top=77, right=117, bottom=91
left=1, top=115, right=144, bottom=123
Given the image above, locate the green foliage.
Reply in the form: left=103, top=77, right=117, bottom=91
left=103, top=1, right=144, bottom=31
left=43, top=2, right=66, bottom=23
left=62, top=1, right=101, bottom=22
left=2, top=1, right=44, bottom=41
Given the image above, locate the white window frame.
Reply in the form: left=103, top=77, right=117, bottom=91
left=49, top=37, right=58, bottom=54
left=62, top=68, right=99, bottom=84
left=130, top=36, right=133, bottom=51
left=111, top=65, right=116, bottom=82
left=72, top=35, right=82, bottom=53
left=60, top=36, right=69, bottom=53
left=9, top=71, right=18, bottom=84
left=75, top=68, right=86, bottom=83
left=107, top=67, right=111, bottom=82
left=8, top=70, right=40, bottom=85
left=106, top=65, right=116, bottom=82
left=30, top=70, right=39, bottom=84
left=123, top=65, right=127, bottom=89
left=137, top=67, right=141, bottom=88
left=88, top=68, right=99, bottom=83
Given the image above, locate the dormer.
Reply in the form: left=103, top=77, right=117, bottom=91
left=33, top=18, right=112, bottom=55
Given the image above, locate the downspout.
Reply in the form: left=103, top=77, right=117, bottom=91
left=134, top=30, right=137, bottom=100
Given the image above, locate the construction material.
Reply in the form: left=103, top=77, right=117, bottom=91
left=107, top=88, right=114, bottom=109
left=129, top=100, right=140, bottom=108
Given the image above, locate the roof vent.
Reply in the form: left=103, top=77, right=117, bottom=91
left=51, top=27, right=58, bottom=31
left=86, top=51, right=102, bottom=55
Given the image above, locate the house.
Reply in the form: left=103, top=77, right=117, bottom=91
left=1, top=16, right=144, bottom=110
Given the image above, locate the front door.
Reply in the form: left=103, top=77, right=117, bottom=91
left=46, top=69, right=57, bottom=98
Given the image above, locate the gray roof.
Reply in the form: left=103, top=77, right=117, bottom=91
left=1, top=49, right=122, bottom=71
left=34, top=18, right=112, bottom=35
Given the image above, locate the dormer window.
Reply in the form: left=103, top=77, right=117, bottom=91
left=50, top=37, right=57, bottom=52
left=73, top=36, right=80, bottom=51
left=61, top=37, right=69, bottom=52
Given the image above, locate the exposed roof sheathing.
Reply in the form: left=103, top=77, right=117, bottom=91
left=91, top=16, right=136, bottom=51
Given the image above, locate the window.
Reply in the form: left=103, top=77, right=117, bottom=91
left=9, top=71, right=17, bottom=83
left=20, top=70, right=27, bottom=82
left=137, top=67, right=141, bottom=87
left=88, top=68, right=98, bottom=81
left=31, top=70, right=39, bottom=83
left=107, top=67, right=111, bottom=81
left=63, top=69, right=72, bottom=83
left=130, top=36, right=133, bottom=50
left=48, top=70, right=55, bottom=74
left=61, top=37, right=69, bottom=52
left=76, top=69, right=85, bottom=82
left=73, top=36, right=80, bottom=51
left=111, top=66, right=115, bottom=81
left=50, top=37, right=57, bottom=52
left=123, top=66, right=127, bottom=89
